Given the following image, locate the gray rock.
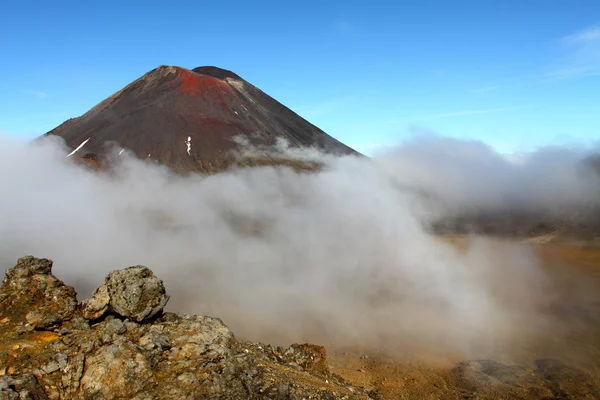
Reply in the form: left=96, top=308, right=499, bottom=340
left=3, top=256, right=52, bottom=280
left=68, top=316, right=90, bottom=331
left=165, top=314, right=234, bottom=359
left=103, top=318, right=126, bottom=336
left=55, top=353, right=68, bottom=371
left=0, top=374, right=48, bottom=400
left=79, top=341, right=94, bottom=354
left=60, top=353, right=85, bottom=397
left=80, top=342, right=153, bottom=399
left=81, top=266, right=169, bottom=322
left=42, top=361, right=60, bottom=374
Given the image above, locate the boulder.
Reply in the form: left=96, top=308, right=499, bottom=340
left=81, top=266, right=169, bottom=322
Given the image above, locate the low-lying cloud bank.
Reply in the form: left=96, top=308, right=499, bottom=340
left=1, top=133, right=599, bottom=361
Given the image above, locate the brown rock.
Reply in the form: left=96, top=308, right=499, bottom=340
left=80, top=284, right=109, bottom=320
left=0, top=256, right=77, bottom=329
left=280, top=343, right=330, bottom=376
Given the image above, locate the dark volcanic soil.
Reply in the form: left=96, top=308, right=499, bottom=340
left=43, top=65, right=359, bottom=173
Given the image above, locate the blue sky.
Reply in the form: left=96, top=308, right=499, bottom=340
left=1, top=1, right=599, bottom=155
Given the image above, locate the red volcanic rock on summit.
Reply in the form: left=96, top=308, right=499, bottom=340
left=43, top=65, right=359, bottom=173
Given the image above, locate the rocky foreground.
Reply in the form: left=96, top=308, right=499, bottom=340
left=0, top=256, right=371, bottom=399
left=1, top=256, right=600, bottom=399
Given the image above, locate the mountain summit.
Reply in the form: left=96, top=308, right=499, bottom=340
left=42, top=65, right=359, bottom=172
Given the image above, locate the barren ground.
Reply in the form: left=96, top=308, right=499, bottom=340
left=325, top=236, right=600, bottom=399
left=2, top=236, right=600, bottom=399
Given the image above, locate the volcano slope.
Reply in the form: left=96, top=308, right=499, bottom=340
left=42, top=65, right=359, bottom=173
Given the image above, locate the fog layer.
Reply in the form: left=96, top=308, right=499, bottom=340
left=1, top=133, right=599, bottom=360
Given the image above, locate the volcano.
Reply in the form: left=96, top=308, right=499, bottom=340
left=42, top=65, right=360, bottom=173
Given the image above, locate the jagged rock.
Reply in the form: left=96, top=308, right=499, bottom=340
left=81, top=266, right=169, bottom=322
left=80, top=341, right=153, bottom=399
left=38, top=352, right=86, bottom=398
left=4, top=257, right=53, bottom=279
left=0, top=374, right=48, bottom=400
left=164, top=313, right=234, bottom=358
left=138, top=326, right=171, bottom=366
left=103, top=318, right=127, bottom=336
left=278, top=343, right=330, bottom=376
left=0, top=256, right=77, bottom=329
left=0, top=256, right=375, bottom=398
left=80, top=283, right=109, bottom=320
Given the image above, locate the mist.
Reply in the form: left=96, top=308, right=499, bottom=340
left=1, top=132, right=599, bottom=361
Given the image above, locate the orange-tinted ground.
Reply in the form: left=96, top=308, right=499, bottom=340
left=2, top=237, right=600, bottom=398
left=326, top=236, right=600, bottom=399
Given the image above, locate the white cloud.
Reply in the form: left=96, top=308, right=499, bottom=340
left=2, top=133, right=597, bottom=358
left=541, top=65, right=599, bottom=81
left=562, top=25, right=600, bottom=45
left=543, top=24, right=600, bottom=81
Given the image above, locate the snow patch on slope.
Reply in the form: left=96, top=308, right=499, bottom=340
left=185, top=136, right=192, bottom=156
left=67, top=138, right=90, bottom=157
